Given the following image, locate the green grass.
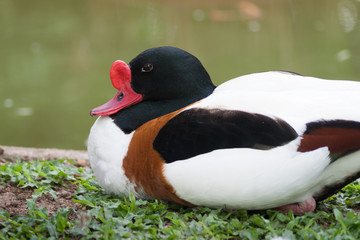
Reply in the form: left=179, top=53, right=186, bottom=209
left=0, top=159, right=360, bottom=239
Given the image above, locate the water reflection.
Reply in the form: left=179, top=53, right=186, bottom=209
left=0, top=0, right=359, bottom=149
left=338, top=0, right=358, bottom=33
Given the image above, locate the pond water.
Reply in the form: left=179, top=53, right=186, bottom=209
left=1, top=0, right=360, bottom=150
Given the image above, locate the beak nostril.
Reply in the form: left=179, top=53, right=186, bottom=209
left=117, top=92, right=124, bottom=101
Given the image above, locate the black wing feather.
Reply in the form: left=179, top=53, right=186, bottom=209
left=153, top=108, right=298, bottom=163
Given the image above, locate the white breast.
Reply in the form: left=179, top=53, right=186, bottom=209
left=87, top=116, right=143, bottom=197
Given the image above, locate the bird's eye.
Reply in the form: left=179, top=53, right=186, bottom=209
left=141, top=63, right=153, bottom=73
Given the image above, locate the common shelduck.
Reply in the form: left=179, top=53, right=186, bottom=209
left=88, top=46, right=360, bottom=215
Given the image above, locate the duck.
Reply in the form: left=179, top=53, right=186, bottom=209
left=87, top=46, right=360, bottom=215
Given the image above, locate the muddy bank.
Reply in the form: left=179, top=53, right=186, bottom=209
left=0, top=145, right=89, bottom=167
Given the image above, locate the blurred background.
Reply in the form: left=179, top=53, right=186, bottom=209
left=1, top=0, right=360, bottom=150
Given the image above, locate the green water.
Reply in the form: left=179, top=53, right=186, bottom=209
left=1, top=0, right=360, bottom=150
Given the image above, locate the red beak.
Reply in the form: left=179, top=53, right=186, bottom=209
left=90, top=60, right=143, bottom=116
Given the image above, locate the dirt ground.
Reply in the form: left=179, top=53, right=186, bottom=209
left=0, top=145, right=89, bottom=218
left=0, top=181, right=83, bottom=220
